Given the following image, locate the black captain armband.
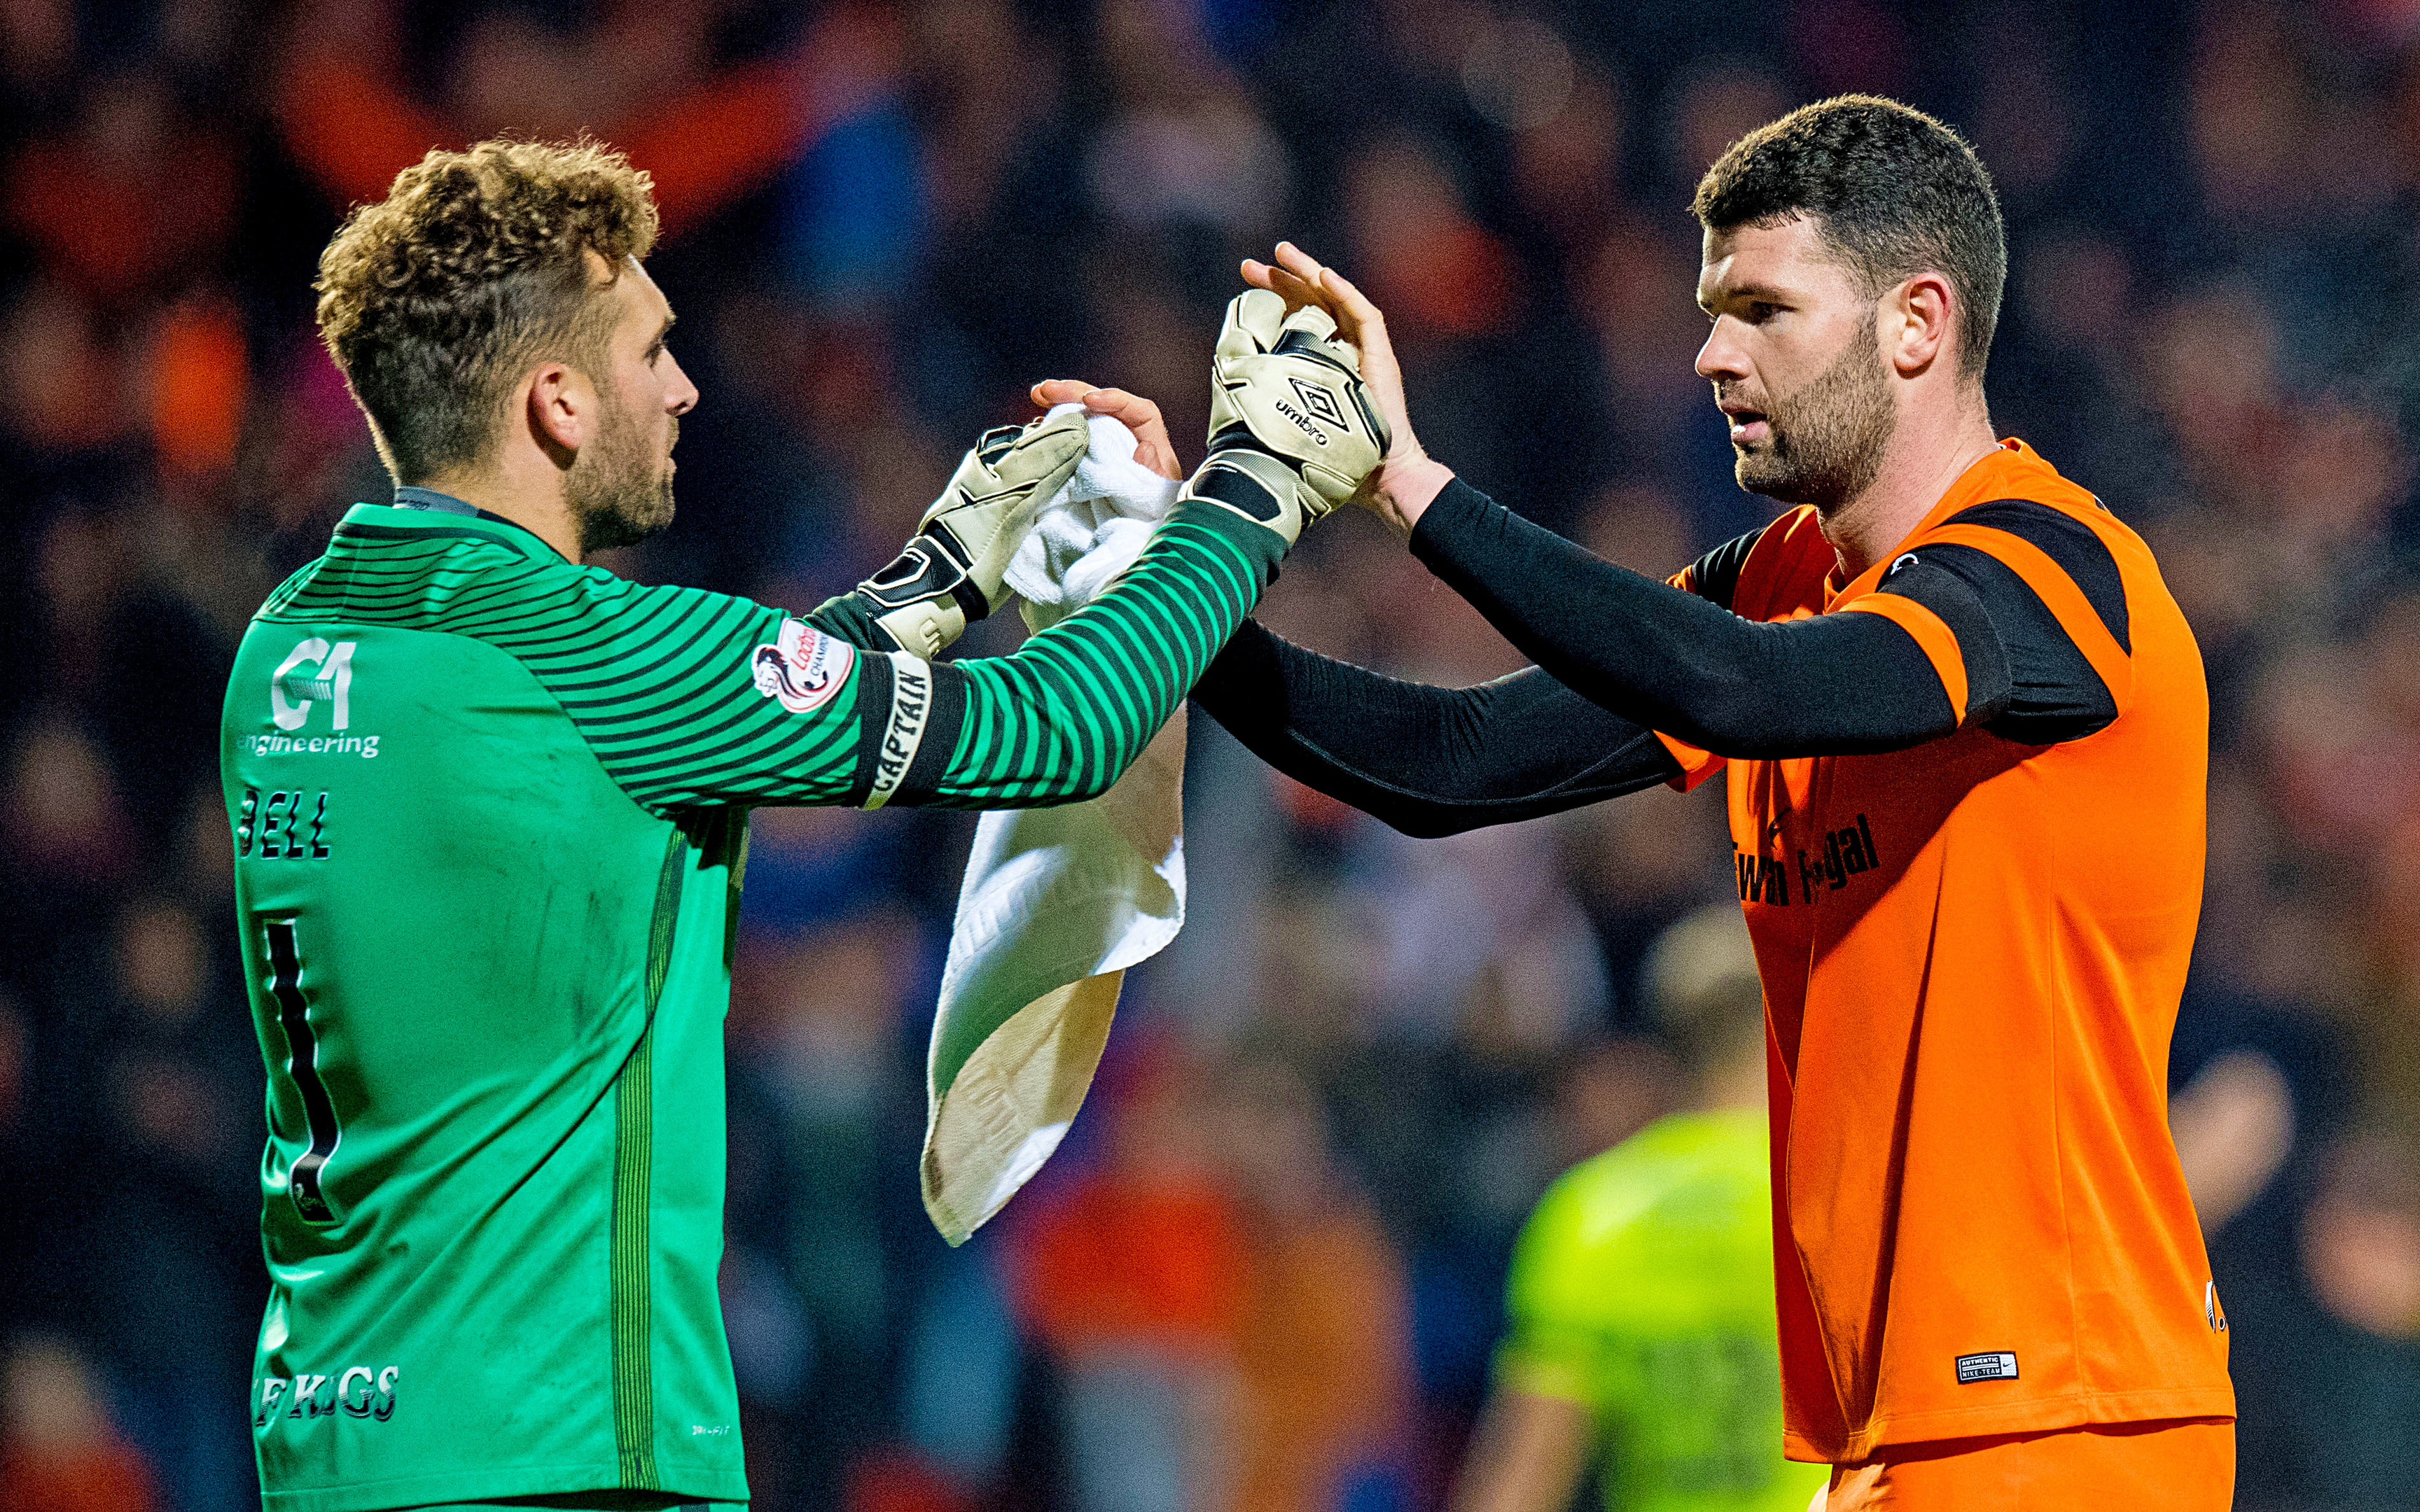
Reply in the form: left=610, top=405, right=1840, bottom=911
left=846, top=652, right=968, bottom=809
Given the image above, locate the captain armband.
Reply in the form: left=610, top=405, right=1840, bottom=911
left=847, top=650, right=968, bottom=810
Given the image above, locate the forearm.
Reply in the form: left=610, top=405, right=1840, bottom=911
left=1410, top=479, right=1956, bottom=757
left=1193, top=622, right=1678, bottom=836
left=912, top=501, right=1281, bottom=808
left=1449, top=1389, right=1594, bottom=1512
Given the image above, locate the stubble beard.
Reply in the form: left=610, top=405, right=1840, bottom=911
left=1730, top=314, right=1897, bottom=514
left=568, top=396, right=676, bottom=556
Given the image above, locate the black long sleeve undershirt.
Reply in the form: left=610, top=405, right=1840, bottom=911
left=1197, top=477, right=2122, bottom=838
left=1409, top=479, right=1975, bottom=759
left=1191, top=622, right=1681, bottom=838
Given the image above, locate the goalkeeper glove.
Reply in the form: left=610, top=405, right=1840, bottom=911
left=1178, top=289, right=1391, bottom=550
left=855, top=408, right=1091, bottom=655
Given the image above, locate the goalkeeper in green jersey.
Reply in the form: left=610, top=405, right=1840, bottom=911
left=1452, top=907, right=1829, bottom=1512
left=221, top=139, right=1386, bottom=1512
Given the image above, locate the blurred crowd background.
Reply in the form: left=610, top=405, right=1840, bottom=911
left=5, top=0, right=2420, bottom=1508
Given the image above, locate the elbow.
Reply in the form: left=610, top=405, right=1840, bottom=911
left=1660, top=668, right=1851, bottom=760
left=1024, top=758, right=1122, bottom=807
left=1679, top=718, right=1823, bottom=762
left=1686, top=728, right=1786, bottom=762
left=1669, top=699, right=1954, bottom=761
left=1054, top=737, right=1143, bottom=806
left=1059, top=771, right=1121, bottom=806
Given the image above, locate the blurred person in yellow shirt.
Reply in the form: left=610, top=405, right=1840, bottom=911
left=1454, top=904, right=1827, bottom=1512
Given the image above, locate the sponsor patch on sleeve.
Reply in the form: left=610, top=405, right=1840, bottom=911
left=750, top=617, right=854, bottom=715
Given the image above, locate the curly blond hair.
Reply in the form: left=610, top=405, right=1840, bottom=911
left=316, top=139, right=660, bottom=484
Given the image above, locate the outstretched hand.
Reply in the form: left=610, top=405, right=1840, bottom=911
left=1239, top=244, right=1454, bottom=536
left=1239, top=244, right=1419, bottom=465
left=1029, top=380, right=1183, bottom=481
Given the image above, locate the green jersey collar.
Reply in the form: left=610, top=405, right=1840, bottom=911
left=392, top=484, right=480, bottom=516
left=334, top=494, right=569, bottom=561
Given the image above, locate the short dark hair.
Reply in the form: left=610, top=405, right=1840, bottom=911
left=1693, top=94, right=2005, bottom=381
left=316, top=139, right=659, bottom=484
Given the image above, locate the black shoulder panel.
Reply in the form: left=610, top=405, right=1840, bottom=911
left=1905, top=542, right=2119, bottom=744
left=1872, top=558, right=2014, bottom=721
left=1681, top=528, right=1766, bottom=611
left=1942, top=498, right=2129, bottom=653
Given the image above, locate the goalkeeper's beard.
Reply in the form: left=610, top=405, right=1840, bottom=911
left=569, top=394, right=676, bottom=556
left=1732, top=313, right=1896, bottom=514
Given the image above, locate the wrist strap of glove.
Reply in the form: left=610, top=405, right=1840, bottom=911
left=1181, top=447, right=1305, bottom=547
left=857, top=526, right=992, bottom=657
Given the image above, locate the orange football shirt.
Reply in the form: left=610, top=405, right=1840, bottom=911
left=1660, top=440, right=2232, bottom=1462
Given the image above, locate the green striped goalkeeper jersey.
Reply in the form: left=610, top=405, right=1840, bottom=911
left=1498, top=1110, right=1829, bottom=1512
left=221, top=493, right=1276, bottom=1512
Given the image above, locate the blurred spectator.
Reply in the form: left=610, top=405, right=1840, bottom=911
left=1089, top=0, right=1291, bottom=255
left=53, top=897, right=261, bottom=1512
left=1007, top=1045, right=1246, bottom=1512
left=726, top=906, right=933, bottom=1497
left=1218, top=1056, right=1416, bottom=1512
left=897, top=1239, right=1022, bottom=1494
left=2174, top=1050, right=2297, bottom=1238
left=2, top=715, right=131, bottom=897
left=1451, top=904, right=1825, bottom=1512
left=270, top=1, right=902, bottom=238
left=8, top=65, right=239, bottom=311
left=0, top=994, right=34, bottom=1348
left=2230, top=1130, right=2420, bottom=1510
left=1344, top=132, right=1512, bottom=340
left=0, top=1336, right=160, bottom=1512
left=1354, top=818, right=1606, bottom=1050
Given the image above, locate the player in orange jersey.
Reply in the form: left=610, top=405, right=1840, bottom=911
left=1176, top=95, right=2234, bottom=1509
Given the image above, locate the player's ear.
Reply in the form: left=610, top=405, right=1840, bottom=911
left=1889, top=272, right=1953, bottom=377
left=526, top=361, right=590, bottom=465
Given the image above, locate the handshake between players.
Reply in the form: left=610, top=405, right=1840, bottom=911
left=854, top=240, right=1403, bottom=664
left=230, top=103, right=2238, bottom=1512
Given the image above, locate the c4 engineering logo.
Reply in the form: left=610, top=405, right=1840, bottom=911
left=751, top=617, right=854, bottom=714
left=274, top=638, right=355, bottom=731
left=243, top=638, right=382, bottom=760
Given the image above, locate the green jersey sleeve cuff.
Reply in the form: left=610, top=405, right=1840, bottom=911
left=1168, top=495, right=1286, bottom=587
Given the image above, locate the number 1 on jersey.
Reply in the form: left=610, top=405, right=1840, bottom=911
left=263, top=918, right=342, bottom=1224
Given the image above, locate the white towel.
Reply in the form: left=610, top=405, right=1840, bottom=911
left=920, top=406, right=1186, bottom=1245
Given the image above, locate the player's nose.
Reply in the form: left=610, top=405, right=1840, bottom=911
left=665, top=352, right=700, bottom=416
left=1695, top=319, right=1749, bottom=383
